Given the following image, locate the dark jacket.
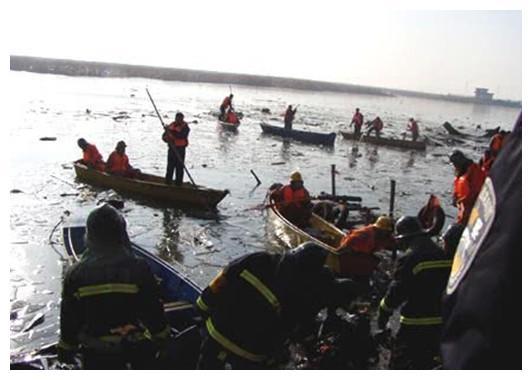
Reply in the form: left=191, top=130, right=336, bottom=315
left=441, top=113, right=521, bottom=369
left=59, top=244, right=169, bottom=352
left=380, top=235, right=452, bottom=326
left=196, top=251, right=343, bottom=360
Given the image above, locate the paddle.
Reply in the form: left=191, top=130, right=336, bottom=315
left=145, top=88, right=197, bottom=187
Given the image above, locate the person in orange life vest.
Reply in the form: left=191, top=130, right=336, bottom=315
left=284, top=105, right=297, bottom=131
left=77, top=138, right=105, bottom=171
left=219, top=94, right=233, bottom=120
left=407, top=118, right=420, bottom=142
left=271, top=171, right=312, bottom=228
left=479, top=131, right=510, bottom=174
left=163, top=112, right=190, bottom=186
left=366, top=116, right=384, bottom=138
left=349, top=108, right=364, bottom=135
left=449, top=150, right=486, bottom=225
left=225, top=109, right=239, bottom=124
left=105, top=141, right=141, bottom=178
left=335, top=216, right=396, bottom=287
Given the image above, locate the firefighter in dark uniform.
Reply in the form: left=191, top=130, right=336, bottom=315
left=441, top=113, right=521, bottom=369
left=195, top=242, right=358, bottom=369
left=377, top=216, right=452, bottom=369
left=57, top=204, right=170, bottom=369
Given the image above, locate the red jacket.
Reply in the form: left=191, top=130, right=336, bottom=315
left=279, top=185, right=309, bottom=208
left=106, top=151, right=130, bottom=174
left=83, top=144, right=105, bottom=171
left=453, top=162, right=486, bottom=224
left=165, top=121, right=190, bottom=147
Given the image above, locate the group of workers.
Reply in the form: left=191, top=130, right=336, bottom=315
left=76, top=138, right=140, bottom=178
left=349, top=108, right=420, bottom=141
left=64, top=100, right=520, bottom=370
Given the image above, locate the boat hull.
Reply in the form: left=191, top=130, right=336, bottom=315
left=260, top=122, right=336, bottom=146
left=74, top=163, right=228, bottom=209
left=217, top=120, right=239, bottom=131
left=340, top=131, right=427, bottom=150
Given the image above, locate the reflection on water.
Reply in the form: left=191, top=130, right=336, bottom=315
left=156, top=208, right=184, bottom=264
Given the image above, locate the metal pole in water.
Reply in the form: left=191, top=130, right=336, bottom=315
left=331, top=164, right=336, bottom=197
left=390, top=179, right=397, bottom=260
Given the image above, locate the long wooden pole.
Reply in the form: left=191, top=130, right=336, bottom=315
left=146, top=89, right=196, bottom=187
left=331, top=164, right=336, bottom=197
left=390, top=179, right=397, bottom=260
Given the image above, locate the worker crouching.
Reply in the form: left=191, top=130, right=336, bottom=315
left=195, top=242, right=358, bottom=369
left=377, top=216, right=452, bottom=369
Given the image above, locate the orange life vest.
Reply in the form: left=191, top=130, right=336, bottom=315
left=353, top=112, right=363, bottom=126
left=489, top=133, right=504, bottom=155
left=83, top=144, right=105, bottom=171
left=221, top=97, right=232, bottom=109
left=337, top=225, right=388, bottom=275
left=107, top=151, right=130, bottom=173
left=226, top=112, right=239, bottom=124
left=280, top=185, right=308, bottom=208
left=453, top=162, right=486, bottom=224
left=374, top=118, right=383, bottom=131
left=167, top=121, right=189, bottom=147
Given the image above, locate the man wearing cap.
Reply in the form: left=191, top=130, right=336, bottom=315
left=377, top=216, right=452, bottom=369
left=76, top=138, right=106, bottom=171
left=334, top=216, right=396, bottom=291
left=449, top=150, right=486, bottom=224
left=272, top=171, right=313, bottom=228
left=195, top=242, right=358, bottom=369
left=106, top=141, right=141, bottom=178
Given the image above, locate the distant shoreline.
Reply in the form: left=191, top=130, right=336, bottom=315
left=10, top=55, right=521, bottom=108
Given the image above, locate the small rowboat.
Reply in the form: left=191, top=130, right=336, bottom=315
left=217, top=120, right=240, bottom=132
left=340, top=131, right=427, bottom=151
left=265, top=195, right=363, bottom=275
left=260, top=122, right=336, bottom=146
left=74, top=163, right=229, bottom=209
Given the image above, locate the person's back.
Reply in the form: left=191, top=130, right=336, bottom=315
left=58, top=204, right=168, bottom=369
left=78, top=138, right=105, bottom=171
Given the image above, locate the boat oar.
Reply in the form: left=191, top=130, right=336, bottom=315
left=145, top=88, right=197, bottom=187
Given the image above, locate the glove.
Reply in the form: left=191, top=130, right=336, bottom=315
left=377, top=309, right=392, bottom=330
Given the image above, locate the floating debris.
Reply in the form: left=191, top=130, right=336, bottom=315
left=10, top=189, right=23, bottom=194
left=22, top=312, right=45, bottom=333
left=271, top=161, right=286, bottom=166
left=39, top=137, right=57, bottom=141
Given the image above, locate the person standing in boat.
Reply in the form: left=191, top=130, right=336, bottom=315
left=57, top=204, right=171, bottom=369
left=106, top=141, right=141, bottom=178
left=76, top=138, right=106, bottom=171
left=195, top=242, right=358, bottom=369
left=349, top=108, right=364, bottom=136
left=366, top=116, right=384, bottom=138
left=271, top=171, right=312, bottom=228
left=449, top=150, right=486, bottom=225
left=219, top=94, right=233, bottom=120
left=377, top=216, right=452, bottom=369
left=163, top=112, right=190, bottom=186
left=284, top=105, right=297, bottom=131
left=407, top=118, right=420, bottom=142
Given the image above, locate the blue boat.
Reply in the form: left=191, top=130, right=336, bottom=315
left=260, top=122, right=336, bottom=146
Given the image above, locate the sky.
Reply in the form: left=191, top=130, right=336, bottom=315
left=7, top=0, right=524, bottom=100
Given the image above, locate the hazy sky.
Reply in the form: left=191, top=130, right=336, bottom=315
left=8, top=1, right=523, bottom=100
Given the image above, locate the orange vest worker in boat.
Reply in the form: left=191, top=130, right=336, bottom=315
left=335, top=216, right=396, bottom=278
left=225, top=109, right=239, bottom=124
left=106, top=141, right=141, bottom=177
left=407, top=118, right=420, bottom=142
left=449, top=150, right=486, bottom=225
left=284, top=105, right=297, bottom=131
left=350, top=108, right=364, bottom=135
left=366, top=116, right=384, bottom=138
left=272, top=171, right=312, bottom=228
left=479, top=131, right=509, bottom=174
left=163, top=112, right=190, bottom=186
left=77, top=138, right=105, bottom=171
left=219, top=94, right=233, bottom=120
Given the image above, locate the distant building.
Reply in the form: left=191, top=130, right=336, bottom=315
left=474, top=87, right=494, bottom=101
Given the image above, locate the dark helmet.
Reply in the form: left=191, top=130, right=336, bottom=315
left=449, top=150, right=467, bottom=167
left=395, top=216, right=423, bottom=240
left=77, top=138, right=88, bottom=149
left=290, top=242, right=328, bottom=272
left=86, top=204, right=128, bottom=246
left=442, top=223, right=465, bottom=255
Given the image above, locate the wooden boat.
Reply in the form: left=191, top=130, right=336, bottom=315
left=74, top=163, right=229, bottom=209
left=340, top=131, right=427, bottom=151
left=265, top=195, right=362, bottom=275
left=260, top=122, right=336, bottom=146
left=217, top=120, right=240, bottom=132
left=11, top=212, right=202, bottom=369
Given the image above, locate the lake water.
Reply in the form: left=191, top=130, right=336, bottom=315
left=8, top=70, right=520, bottom=359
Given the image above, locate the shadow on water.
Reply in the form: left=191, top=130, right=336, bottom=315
left=216, top=127, right=239, bottom=154
left=155, top=208, right=184, bottom=263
